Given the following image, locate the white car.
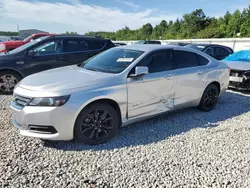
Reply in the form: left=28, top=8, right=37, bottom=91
left=11, top=45, right=230, bottom=145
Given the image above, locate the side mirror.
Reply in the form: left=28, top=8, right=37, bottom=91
left=28, top=50, right=36, bottom=57
left=130, top=66, right=149, bottom=77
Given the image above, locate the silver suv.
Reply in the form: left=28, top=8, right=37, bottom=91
left=11, top=45, right=229, bottom=145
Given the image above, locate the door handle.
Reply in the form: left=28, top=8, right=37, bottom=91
left=165, top=74, right=174, bottom=80
left=54, top=57, right=62, bottom=60
left=197, top=70, right=205, bottom=76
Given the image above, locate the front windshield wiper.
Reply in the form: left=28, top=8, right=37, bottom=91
left=84, top=67, right=98, bottom=72
left=83, top=66, right=116, bottom=73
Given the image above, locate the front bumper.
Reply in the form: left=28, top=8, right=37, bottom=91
left=229, top=76, right=250, bottom=90
left=10, top=100, right=79, bottom=141
left=228, top=69, right=250, bottom=90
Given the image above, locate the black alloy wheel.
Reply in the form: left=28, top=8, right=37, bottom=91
left=199, top=84, right=219, bottom=112
left=75, top=103, right=119, bottom=145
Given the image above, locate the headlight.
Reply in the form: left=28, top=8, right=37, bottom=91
left=0, top=44, right=6, bottom=51
left=28, top=95, right=70, bottom=107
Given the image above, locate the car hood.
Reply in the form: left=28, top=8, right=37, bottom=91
left=0, top=52, right=17, bottom=60
left=223, top=61, right=250, bottom=71
left=18, top=65, right=117, bottom=93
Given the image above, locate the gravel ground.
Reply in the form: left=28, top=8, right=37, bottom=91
left=1, top=90, right=250, bottom=188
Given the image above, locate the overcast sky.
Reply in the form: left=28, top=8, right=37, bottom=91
left=0, top=0, right=249, bottom=34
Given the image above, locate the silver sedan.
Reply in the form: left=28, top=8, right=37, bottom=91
left=11, top=45, right=230, bottom=145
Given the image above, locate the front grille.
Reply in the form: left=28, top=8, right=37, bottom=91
left=28, top=125, right=58, bottom=134
left=13, top=94, right=32, bottom=108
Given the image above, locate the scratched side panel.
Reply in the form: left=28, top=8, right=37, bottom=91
left=126, top=71, right=176, bottom=120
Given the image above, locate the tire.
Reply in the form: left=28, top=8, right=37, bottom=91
left=0, top=70, right=22, bottom=95
left=74, top=103, right=120, bottom=145
left=199, top=84, right=219, bottom=112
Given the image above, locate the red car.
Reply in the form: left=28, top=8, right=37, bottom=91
left=0, top=33, right=56, bottom=53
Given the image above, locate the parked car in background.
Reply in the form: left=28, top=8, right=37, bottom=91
left=168, top=42, right=191, bottom=46
left=10, top=36, right=23, bottom=41
left=185, top=44, right=233, bottom=60
left=135, top=40, right=161, bottom=44
left=134, top=40, right=146, bottom=44
left=11, top=45, right=229, bottom=145
left=113, top=42, right=127, bottom=46
left=0, top=35, right=115, bottom=94
left=0, top=37, right=10, bottom=43
left=144, top=40, right=161, bottom=44
left=223, top=50, right=250, bottom=90
left=0, top=33, right=55, bottom=53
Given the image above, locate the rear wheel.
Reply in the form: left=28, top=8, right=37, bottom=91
left=74, top=103, right=119, bottom=145
left=0, top=71, right=22, bottom=95
left=199, top=84, right=219, bottom=112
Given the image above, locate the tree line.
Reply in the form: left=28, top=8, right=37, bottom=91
left=85, top=6, right=250, bottom=40
left=0, top=31, right=18, bottom=36
left=1, top=6, right=250, bottom=40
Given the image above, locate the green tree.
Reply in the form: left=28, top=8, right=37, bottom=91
left=240, top=6, right=250, bottom=37
left=139, top=23, right=153, bottom=40
left=0, top=31, right=19, bottom=36
left=82, top=5, right=250, bottom=40
left=65, top=31, right=78, bottom=35
left=227, top=10, right=241, bottom=37
left=183, top=9, right=207, bottom=38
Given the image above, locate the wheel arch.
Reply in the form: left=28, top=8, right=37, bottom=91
left=207, top=81, right=221, bottom=94
left=198, top=81, right=221, bottom=104
left=74, top=98, right=122, bottom=126
left=0, top=68, right=24, bottom=79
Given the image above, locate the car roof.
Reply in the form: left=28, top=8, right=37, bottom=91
left=116, top=44, right=215, bottom=59
left=187, top=43, right=231, bottom=48
left=49, top=35, right=109, bottom=41
left=118, top=44, right=174, bottom=52
left=117, top=44, right=200, bottom=53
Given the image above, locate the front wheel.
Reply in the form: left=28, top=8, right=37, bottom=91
left=74, top=103, right=120, bottom=145
left=0, top=71, right=22, bottom=95
left=199, top=84, right=219, bottom=112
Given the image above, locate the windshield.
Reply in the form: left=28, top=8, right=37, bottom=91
left=8, top=37, right=48, bottom=54
left=83, top=48, right=144, bottom=73
left=185, top=44, right=206, bottom=51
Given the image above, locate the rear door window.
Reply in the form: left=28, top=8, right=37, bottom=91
left=197, top=54, right=209, bottom=65
left=214, top=47, right=231, bottom=60
left=88, top=40, right=106, bottom=50
left=204, top=47, right=213, bottom=56
left=63, top=39, right=106, bottom=53
left=63, top=39, right=90, bottom=52
left=173, top=50, right=199, bottom=69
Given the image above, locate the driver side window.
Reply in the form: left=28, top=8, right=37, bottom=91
left=139, top=50, right=172, bottom=73
left=30, top=40, right=62, bottom=56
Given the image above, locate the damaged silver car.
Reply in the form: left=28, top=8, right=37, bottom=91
left=11, top=45, right=229, bottom=145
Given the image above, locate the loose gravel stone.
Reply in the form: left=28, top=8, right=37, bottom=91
left=1, top=90, right=250, bottom=187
